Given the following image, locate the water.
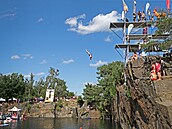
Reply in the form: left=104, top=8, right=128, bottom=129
left=2, top=118, right=116, bottom=129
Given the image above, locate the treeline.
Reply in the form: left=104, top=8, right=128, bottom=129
left=0, top=67, right=74, bottom=102
left=0, top=61, right=124, bottom=120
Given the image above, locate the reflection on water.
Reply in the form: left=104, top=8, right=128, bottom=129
left=4, top=118, right=116, bottom=129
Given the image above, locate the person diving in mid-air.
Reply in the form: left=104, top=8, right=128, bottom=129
left=85, top=49, right=92, bottom=60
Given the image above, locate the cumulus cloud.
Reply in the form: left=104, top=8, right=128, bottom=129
left=36, top=17, right=44, bottom=23
left=11, top=54, right=33, bottom=60
left=40, top=60, right=47, bottom=64
left=62, top=59, right=74, bottom=64
left=21, top=54, right=33, bottom=59
left=90, top=60, right=108, bottom=67
left=65, top=11, right=121, bottom=35
left=104, top=35, right=113, bottom=42
left=65, top=14, right=86, bottom=27
left=11, top=55, right=20, bottom=60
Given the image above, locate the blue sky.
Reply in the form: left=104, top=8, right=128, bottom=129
left=0, top=0, right=168, bottom=95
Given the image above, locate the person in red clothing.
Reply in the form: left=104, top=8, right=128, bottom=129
left=155, top=61, right=162, bottom=80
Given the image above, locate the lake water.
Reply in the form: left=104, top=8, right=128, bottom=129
left=3, top=118, right=117, bottom=129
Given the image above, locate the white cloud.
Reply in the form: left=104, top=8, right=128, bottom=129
left=36, top=17, right=44, bottom=23
left=65, top=10, right=121, bottom=35
left=40, top=60, right=47, bottom=64
left=11, top=54, right=33, bottom=60
left=104, top=35, right=113, bottom=42
left=24, top=72, right=45, bottom=78
left=35, top=72, right=45, bottom=76
left=0, top=8, right=16, bottom=20
left=24, top=74, right=30, bottom=78
left=65, top=14, right=86, bottom=27
left=63, top=59, right=74, bottom=64
left=83, top=82, right=96, bottom=86
left=21, top=54, right=33, bottom=59
left=90, top=60, right=108, bottom=67
left=11, top=55, right=20, bottom=60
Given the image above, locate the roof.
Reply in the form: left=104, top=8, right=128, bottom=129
left=115, top=44, right=140, bottom=52
left=110, top=21, right=152, bottom=29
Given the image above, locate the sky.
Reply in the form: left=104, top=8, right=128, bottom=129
left=0, top=0, right=169, bottom=95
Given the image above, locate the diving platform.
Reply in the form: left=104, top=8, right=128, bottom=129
left=115, top=44, right=140, bottom=52
left=110, top=21, right=152, bottom=29
left=127, top=34, right=171, bottom=40
left=115, top=43, right=167, bottom=53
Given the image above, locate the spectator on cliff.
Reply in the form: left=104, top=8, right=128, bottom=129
left=131, top=52, right=138, bottom=61
left=150, top=62, right=157, bottom=81
left=155, top=59, right=162, bottom=80
left=150, top=69, right=157, bottom=81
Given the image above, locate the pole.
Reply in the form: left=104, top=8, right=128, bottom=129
left=123, top=11, right=127, bottom=85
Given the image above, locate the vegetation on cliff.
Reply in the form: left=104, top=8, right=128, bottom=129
left=83, top=61, right=124, bottom=119
left=142, top=17, right=172, bottom=51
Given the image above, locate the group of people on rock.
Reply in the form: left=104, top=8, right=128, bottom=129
left=130, top=51, right=163, bottom=81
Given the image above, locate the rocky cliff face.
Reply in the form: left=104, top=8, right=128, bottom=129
left=25, top=99, right=100, bottom=119
left=115, top=57, right=172, bottom=129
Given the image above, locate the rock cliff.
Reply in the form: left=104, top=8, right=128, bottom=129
left=115, top=56, right=172, bottom=129
left=24, top=99, right=100, bottom=119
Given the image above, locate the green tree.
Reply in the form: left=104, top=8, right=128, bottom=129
left=45, top=67, right=68, bottom=99
left=24, top=73, right=35, bottom=101
left=34, top=78, right=46, bottom=98
left=83, top=83, right=102, bottom=109
left=82, top=61, right=124, bottom=119
left=97, top=61, right=124, bottom=119
left=55, top=78, right=68, bottom=98
left=0, top=73, right=26, bottom=101
left=45, top=67, right=59, bottom=89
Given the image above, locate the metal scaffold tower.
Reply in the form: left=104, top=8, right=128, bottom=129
left=109, top=0, right=171, bottom=84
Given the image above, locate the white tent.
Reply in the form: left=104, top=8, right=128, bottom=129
left=8, top=98, right=17, bottom=101
left=0, top=98, right=6, bottom=102
left=8, top=106, right=21, bottom=112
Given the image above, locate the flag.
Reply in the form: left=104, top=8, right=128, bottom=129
left=146, top=3, right=150, bottom=14
left=121, top=11, right=124, bottom=20
left=166, top=0, right=170, bottom=10
left=122, top=0, right=128, bottom=12
left=128, top=24, right=134, bottom=35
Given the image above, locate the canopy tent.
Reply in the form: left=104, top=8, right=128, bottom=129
left=8, top=106, right=21, bottom=112
left=38, top=96, right=44, bottom=101
left=0, top=98, right=6, bottom=102
left=8, top=98, right=17, bottom=101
